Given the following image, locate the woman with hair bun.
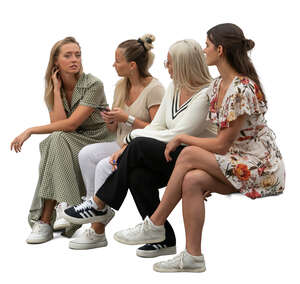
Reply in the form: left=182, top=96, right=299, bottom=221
left=63, top=39, right=216, bottom=256
left=66, top=34, right=164, bottom=250
left=10, top=37, right=115, bottom=242
left=103, top=23, right=285, bottom=272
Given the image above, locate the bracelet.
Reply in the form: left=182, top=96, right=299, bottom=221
left=125, top=115, right=135, bottom=127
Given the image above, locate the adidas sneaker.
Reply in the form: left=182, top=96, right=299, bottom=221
left=63, top=198, right=115, bottom=225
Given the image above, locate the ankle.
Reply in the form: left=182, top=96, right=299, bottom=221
left=186, top=248, right=202, bottom=257
left=93, top=196, right=105, bottom=210
left=150, top=216, right=164, bottom=227
left=92, top=223, right=105, bottom=234
left=39, top=218, right=51, bottom=225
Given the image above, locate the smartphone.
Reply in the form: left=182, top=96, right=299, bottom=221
left=97, top=106, right=110, bottom=112
left=52, top=66, right=60, bottom=78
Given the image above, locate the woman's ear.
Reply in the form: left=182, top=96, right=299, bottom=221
left=217, top=45, right=224, bottom=57
left=129, top=61, right=137, bottom=71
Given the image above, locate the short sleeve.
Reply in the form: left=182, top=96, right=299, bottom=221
left=145, top=84, right=165, bottom=109
left=219, top=78, right=267, bottom=128
left=80, top=81, right=107, bottom=109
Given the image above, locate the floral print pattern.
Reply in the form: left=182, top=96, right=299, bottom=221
left=207, top=76, right=285, bottom=199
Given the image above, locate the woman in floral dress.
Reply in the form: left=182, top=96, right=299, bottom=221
left=114, top=23, right=285, bottom=273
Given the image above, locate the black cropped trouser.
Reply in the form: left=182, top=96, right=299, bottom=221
left=96, top=137, right=185, bottom=245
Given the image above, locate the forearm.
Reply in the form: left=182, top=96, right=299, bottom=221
left=132, top=117, right=149, bottom=129
left=50, top=89, right=67, bottom=122
left=178, top=134, right=229, bottom=155
left=28, top=118, right=77, bottom=135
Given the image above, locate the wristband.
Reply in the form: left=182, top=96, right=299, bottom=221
left=125, top=115, right=135, bottom=127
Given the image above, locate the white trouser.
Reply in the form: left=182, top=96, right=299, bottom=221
left=78, top=141, right=120, bottom=199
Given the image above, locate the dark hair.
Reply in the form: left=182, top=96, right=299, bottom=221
left=118, top=38, right=153, bottom=78
left=207, top=23, right=266, bottom=103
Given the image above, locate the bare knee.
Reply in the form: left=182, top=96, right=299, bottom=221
left=182, top=170, right=209, bottom=197
left=176, top=146, right=196, bottom=168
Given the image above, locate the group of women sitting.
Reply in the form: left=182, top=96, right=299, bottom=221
left=11, top=23, right=285, bottom=273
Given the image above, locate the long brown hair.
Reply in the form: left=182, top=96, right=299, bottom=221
left=113, top=34, right=155, bottom=108
left=207, top=23, right=266, bottom=103
left=44, top=37, right=83, bottom=111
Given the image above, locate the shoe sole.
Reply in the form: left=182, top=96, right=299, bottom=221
left=113, top=233, right=165, bottom=245
left=153, top=265, right=206, bottom=273
left=136, top=246, right=176, bottom=258
left=26, top=235, right=53, bottom=244
left=69, top=240, right=108, bottom=250
left=53, top=223, right=71, bottom=231
left=62, top=209, right=115, bottom=225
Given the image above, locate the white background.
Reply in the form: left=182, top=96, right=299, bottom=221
left=1, top=0, right=299, bottom=283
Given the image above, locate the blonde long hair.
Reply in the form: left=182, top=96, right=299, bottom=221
left=169, top=39, right=212, bottom=93
left=112, top=34, right=155, bottom=109
left=44, top=37, right=83, bottom=111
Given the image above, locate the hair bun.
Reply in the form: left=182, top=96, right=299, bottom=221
left=244, top=39, right=255, bottom=51
left=139, top=34, right=156, bottom=51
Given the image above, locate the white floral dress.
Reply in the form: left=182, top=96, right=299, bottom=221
left=207, top=76, right=285, bottom=199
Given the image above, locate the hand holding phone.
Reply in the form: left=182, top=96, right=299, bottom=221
left=97, top=106, right=110, bottom=112
left=99, top=106, right=114, bottom=125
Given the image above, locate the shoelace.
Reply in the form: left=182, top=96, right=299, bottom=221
left=128, top=218, right=152, bottom=234
left=32, top=221, right=47, bottom=233
left=74, top=200, right=92, bottom=212
left=85, top=228, right=96, bottom=239
left=165, top=251, right=185, bottom=269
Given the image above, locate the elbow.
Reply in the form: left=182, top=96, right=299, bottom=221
left=215, top=141, right=233, bottom=155
left=217, top=147, right=230, bottom=155
left=64, top=120, right=78, bottom=132
left=69, top=123, right=79, bottom=132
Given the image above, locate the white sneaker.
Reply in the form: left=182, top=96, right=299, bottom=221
left=153, top=250, right=206, bottom=273
left=113, top=216, right=165, bottom=245
left=26, top=221, right=53, bottom=244
left=54, top=202, right=71, bottom=231
left=69, top=228, right=107, bottom=250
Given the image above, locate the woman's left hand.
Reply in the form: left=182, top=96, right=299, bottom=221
left=10, top=129, right=32, bottom=153
left=164, top=135, right=182, bottom=162
left=109, top=144, right=127, bottom=170
left=108, top=107, right=128, bottom=123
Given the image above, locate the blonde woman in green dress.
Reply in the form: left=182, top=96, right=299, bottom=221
left=10, top=37, right=115, bottom=243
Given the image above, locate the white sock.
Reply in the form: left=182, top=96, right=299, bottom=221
left=185, top=249, right=204, bottom=260
left=146, top=216, right=164, bottom=228
left=89, top=197, right=103, bottom=211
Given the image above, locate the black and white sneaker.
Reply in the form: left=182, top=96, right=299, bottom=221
left=63, top=198, right=115, bottom=225
left=136, top=241, right=177, bottom=258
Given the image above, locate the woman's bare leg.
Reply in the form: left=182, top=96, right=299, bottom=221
left=181, top=169, right=236, bottom=256
left=91, top=196, right=107, bottom=234
left=40, top=199, right=57, bottom=224
left=151, top=146, right=237, bottom=225
left=91, top=222, right=105, bottom=234
left=93, top=195, right=105, bottom=209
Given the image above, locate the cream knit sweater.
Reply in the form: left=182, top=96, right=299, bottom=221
left=124, top=82, right=217, bottom=144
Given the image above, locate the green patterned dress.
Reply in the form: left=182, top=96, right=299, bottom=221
left=28, top=73, right=115, bottom=236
